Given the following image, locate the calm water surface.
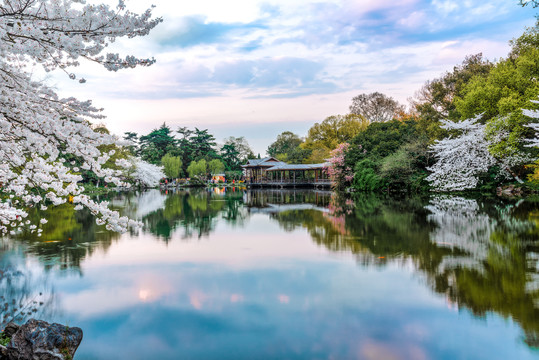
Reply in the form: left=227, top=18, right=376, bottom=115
left=1, top=189, right=538, bottom=359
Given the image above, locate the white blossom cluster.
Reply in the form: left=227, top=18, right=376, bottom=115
left=130, top=158, right=164, bottom=188
left=427, top=115, right=534, bottom=191
left=426, top=117, right=497, bottom=191
left=1, top=0, right=161, bottom=76
left=0, top=0, right=161, bottom=234
left=523, top=99, right=539, bottom=147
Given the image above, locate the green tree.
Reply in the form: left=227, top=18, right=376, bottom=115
left=267, top=131, right=303, bottom=157
left=139, top=123, right=177, bottom=164
left=208, top=159, right=225, bottom=175
left=177, top=127, right=194, bottom=175
left=379, top=140, right=430, bottom=192
left=411, top=53, right=493, bottom=140
left=123, top=132, right=139, bottom=155
left=285, top=146, right=312, bottom=164
left=347, top=120, right=431, bottom=192
left=455, top=24, right=539, bottom=160
left=187, top=159, right=207, bottom=179
left=161, top=154, right=182, bottom=179
left=352, top=159, right=385, bottom=191
left=191, top=128, right=218, bottom=160
left=304, top=114, right=369, bottom=155
left=348, top=120, right=420, bottom=162
left=223, top=136, right=255, bottom=163
left=413, top=54, right=493, bottom=121
left=349, top=92, right=405, bottom=123
left=220, top=143, right=241, bottom=171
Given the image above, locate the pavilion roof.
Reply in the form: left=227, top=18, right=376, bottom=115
left=241, top=157, right=286, bottom=168
left=265, top=163, right=330, bottom=171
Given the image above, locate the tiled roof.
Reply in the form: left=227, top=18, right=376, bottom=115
left=265, top=163, right=330, bottom=171
left=242, top=157, right=286, bottom=167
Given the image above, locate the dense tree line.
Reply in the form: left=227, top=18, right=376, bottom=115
left=123, top=124, right=255, bottom=182
left=268, top=22, right=539, bottom=193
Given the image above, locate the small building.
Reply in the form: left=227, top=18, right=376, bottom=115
left=211, top=173, right=226, bottom=183
left=265, top=163, right=330, bottom=184
left=242, top=157, right=286, bottom=183
left=242, top=158, right=331, bottom=188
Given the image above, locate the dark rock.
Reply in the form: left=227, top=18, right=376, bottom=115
left=3, top=323, right=19, bottom=338
left=0, top=344, right=7, bottom=359
left=6, top=319, right=82, bottom=360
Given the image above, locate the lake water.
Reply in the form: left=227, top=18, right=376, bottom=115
left=1, top=188, right=538, bottom=359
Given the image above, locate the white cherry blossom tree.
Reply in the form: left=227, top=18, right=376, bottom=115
left=0, top=0, right=161, bottom=234
left=427, top=116, right=531, bottom=191
left=130, top=158, right=164, bottom=188
left=523, top=100, right=539, bottom=147
left=426, top=117, right=496, bottom=191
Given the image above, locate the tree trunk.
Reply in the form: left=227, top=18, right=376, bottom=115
left=505, top=167, right=525, bottom=184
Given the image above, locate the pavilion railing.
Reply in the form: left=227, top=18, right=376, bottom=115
left=246, top=178, right=332, bottom=184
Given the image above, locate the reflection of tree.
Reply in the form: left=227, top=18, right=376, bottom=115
left=0, top=241, right=57, bottom=328
left=340, top=193, right=446, bottom=268
left=11, top=204, right=121, bottom=273
left=7, top=189, right=537, bottom=348
left=141, top=189, right=246, bottom=241
left=272, top=193, right=442, bottom=267
left=274, top=192, right=539, bottom=349
left=271, top=209, right=371, bottom=258
left=425, top=196, right=539, bottom=348
left=220, top=190, right=248, bottom=226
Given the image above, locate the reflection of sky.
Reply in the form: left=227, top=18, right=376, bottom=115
left=28, top=214, right=534, bottom=360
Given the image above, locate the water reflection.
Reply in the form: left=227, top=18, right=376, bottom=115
left=9, top=203, right=121, bottom=273
left=136, top=188, right=246, bottom=241
left=323, top=193, right=539, bottom=349
left=425, top=195, right=539, bottom=348
left=241, top=190, right=539, bottom=348
left=0, top=240, right=57, bottom=328
left=0, top=189, right=537, bottom=357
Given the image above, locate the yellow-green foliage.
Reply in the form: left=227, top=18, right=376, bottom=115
left=526, top=160, right=539, bottom=184
left=455, top=23, right=539, bottom=159
left=187, top=159, right=207, bottom=178
left=161, top=154, right=182, bottom=179
left=208, top=159, right=225, bottom=175
left=304, top=114, right=369, bottom=154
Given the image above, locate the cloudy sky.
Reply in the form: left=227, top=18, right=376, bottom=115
left=52, top=0, right=536, bottom=155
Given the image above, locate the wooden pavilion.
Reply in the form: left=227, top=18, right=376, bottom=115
left=242, top=157, right=285, bottom=183
left=242, top=158, right=331, bottom=188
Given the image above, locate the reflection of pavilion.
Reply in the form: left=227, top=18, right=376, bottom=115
left=243, top=189, right=331, bottom=213
left=247, top=203, right=330, bottom=214
left=242, top=157, right=332, bottom=188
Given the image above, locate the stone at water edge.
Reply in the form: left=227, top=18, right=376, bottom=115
left=3, top=323, right=19, bottom=338
left=6, top=319, right=83, bottom=360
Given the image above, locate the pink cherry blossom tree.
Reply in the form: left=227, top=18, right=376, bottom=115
left=327, top=143, right=354, bottom=189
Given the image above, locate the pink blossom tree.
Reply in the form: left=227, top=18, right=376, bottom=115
left=327, top=143, right=354, bottom=189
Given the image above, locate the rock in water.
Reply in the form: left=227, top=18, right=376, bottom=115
left=6, top=319, right=82, bottom=360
